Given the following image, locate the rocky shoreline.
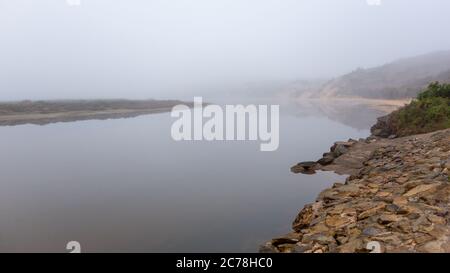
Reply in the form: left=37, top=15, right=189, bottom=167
left=262, top=128, right=450, bottom=253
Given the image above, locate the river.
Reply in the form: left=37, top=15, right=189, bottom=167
left=0, top=98, right=380, bottom=252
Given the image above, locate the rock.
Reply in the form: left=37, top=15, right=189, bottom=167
left=393, top=196, right=408, bottom=206
left=292, top=204, right=315, bottom=232
left=259, top=243, right=279, bottom=253
left=330, top=141, right=354, bottom=157
left=331, top=141, right=354, bottom=149
left=362, top=227, right=384, bottom=236
left=337, top=239, right=364, bottom=253
left=317, top=155, right=335, bottom=165
left=325, top=212, right=356, bottom=228
left=294, top=243, right=313, bottom=253
left=302, top=233, right=336, bottom=245
left=378, top=214, right=404, bottom=225
left=277, top=243, right=297, bottom=253
left=307, top=222, right=329, bottom=234
left=370, top=114, right=394, bottom=138
left=375, top=191, right=391, bottom=198
left=407, top=213, right=421, bottom=220
left=290, top=165, right=303, bottom=174
left=371, top=234, right=402, bottom=247
left=318, top=189, right=339, bottom=201
left=336, top=236, right=349, bottom=245
left=297, top=161, right=317, bottom=168
left=291, top=161, right=317, bottom=174
left=323, top=152, right=335, bottom=158
left=314, top=235, right=336, bottom=245
left=271, top=237, right=299, bottom=246
left=396, top=176, right=410, bottom=184
left=385, top=204, right=400, bottom=213
left=427, top=214, right=446, bottom=225
left=415, top=233, right=434, bottom=244
left=416, top=236, right=450, bottom=253
left=358, top=203, right=386, bottom=220
left=403, top=184, right=438, bottom=197
left=264, top=129, right=450, bottom=253
left=333, top=144, right=349, bottom=157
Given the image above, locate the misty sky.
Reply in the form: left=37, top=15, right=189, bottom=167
left=1, top=0, right=450, bottom=100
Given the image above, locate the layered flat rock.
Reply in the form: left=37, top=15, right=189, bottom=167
left=263, top=129, right=450, bottom=253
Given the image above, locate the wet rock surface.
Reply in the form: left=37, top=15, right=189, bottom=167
left=263, top=129, right=450, bottom=253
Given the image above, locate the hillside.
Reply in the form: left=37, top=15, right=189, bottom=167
left=293, top=51, right=450, bottom=100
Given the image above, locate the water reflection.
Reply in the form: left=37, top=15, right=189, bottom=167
left=281, top=98, right=401, bottom=130
left=0, top=98, right=374, bottom=252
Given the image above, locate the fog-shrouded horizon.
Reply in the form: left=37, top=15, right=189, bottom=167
left=1, top=0, right=450, bottom=101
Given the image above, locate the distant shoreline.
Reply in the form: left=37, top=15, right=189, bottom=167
left=295, top=97, right=412, bottom=113
left=0, top=99, right=191, bottom=126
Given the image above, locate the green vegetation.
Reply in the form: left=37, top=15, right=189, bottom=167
left=390, top=82, right=450, bottom=136
left=417, top=82, right=450, bottom=100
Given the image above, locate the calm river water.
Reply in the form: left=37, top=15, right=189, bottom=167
left=0, top=98, right=378, bottom=252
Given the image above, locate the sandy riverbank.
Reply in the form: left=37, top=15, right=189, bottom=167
left=295, top=97, right=412, bottom=113
left=0, top=99, right=190, bottom=126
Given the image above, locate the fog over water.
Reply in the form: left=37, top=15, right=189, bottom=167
left=0, top=0, right=449, bottom=253
left=1, top=0, right=450, bottom=100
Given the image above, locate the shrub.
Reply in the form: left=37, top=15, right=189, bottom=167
left=417, top=82, right=450, bottom=100
left=389, top=82, right=450, bottom=136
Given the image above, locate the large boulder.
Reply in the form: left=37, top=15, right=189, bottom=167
left=317, top=153, right=335, bottom=165
left=291, top=161, right=317, bottom=174
left=371, top=114, right=395, bottom=138
left=334, top=144, right=349, bottom=157
left=330, top=141, right=354, bottom=157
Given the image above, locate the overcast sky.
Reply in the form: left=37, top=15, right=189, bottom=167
left=1, top=0, right=450, bottom=100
